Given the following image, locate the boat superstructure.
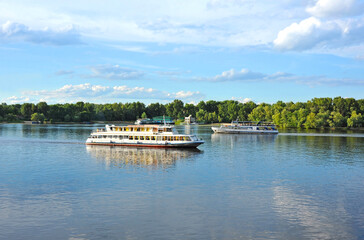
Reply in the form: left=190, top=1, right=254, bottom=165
left=211, top=121, right=278, bottom=134
left=86, top=124, right=204, bottom=148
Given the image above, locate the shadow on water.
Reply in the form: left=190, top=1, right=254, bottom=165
left=86, top=145, right=202, bottom=169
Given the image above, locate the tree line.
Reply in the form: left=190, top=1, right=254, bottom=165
left=0, top=97, right=363, bottom=128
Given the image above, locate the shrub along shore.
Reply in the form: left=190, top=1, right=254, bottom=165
left=1, top=97, right=363, bottom=128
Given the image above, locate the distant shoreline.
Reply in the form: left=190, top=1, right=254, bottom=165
left=1, top=97, right=363, bottom=129
left=1, top=121, right=363, bottom=131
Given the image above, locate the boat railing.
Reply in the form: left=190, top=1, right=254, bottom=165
left=232, top=121, right=276, bottom=126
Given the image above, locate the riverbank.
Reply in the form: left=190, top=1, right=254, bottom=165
left=1, top=121, right=364, bottom=132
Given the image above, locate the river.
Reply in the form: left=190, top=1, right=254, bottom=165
left=0, top=123, right=364, bottom=239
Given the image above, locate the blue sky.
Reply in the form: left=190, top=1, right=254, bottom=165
left=1, top=0, right=364, bottom=104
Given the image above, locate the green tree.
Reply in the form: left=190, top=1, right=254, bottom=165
left=248, top=104, right=271, bottom=122
left=146, top=103, right=166, bottom=118
left=238, top=101, right=256, bottom=121
left=184, top=103, right=197, bottom=118
left=347, top=111, right=363, bottom=127
left=205, top=100, right=219, bottom=113
left=5, top=113, right=17, bottom=121
left=31, top=113, right=45, bottom=122
left=315, top=110, right=330, bottom=128
left=305, top=112, right=316, bottom=129
left=20, top=103, right=35, bottom=120
left=358, top=99, right=364, bottom=115
left=36, top=102, right=49, bottom=116
left=141, top=112, right=148, bottom=119
left=196, top=109, right=206, bottom=122
left=166, top=99, right=184, bottom=119
left=296, top=108, right=308, bottom=128
left=328, top=111, right=346, bottom=127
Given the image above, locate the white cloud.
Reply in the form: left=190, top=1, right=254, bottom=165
left=26, top=83, right=112, bottom=102
left=307, top=0, right=364, bottom=18
left=273, top=0, right=364, bottom=52
left=299, top=76, right=364, bottom=87
left=198, top=68, right=265, bottom=82
left=231, top=97, right=253, bottom=103
left=274, top=16, right=364, bottom=51
left=197, top=67, right=364, bottom=86
left=175, top=91, right=202, bottom=99
left=0, top=1, right=307, bottom=48
left=13, top=83, right=204, bottom=104
left=1, top=1, right=363, bottom=55
left=274, top=17, right=342, bottom=51
left=4, top=96, right=30, bottom=104
left=198, top=68, right=296, bottom=82
left=85, top=65, right=144, bottom=80
left=0, top=21, right=82, bottom=45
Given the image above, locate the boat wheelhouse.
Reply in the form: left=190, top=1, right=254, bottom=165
left=211, top=121, right=278, bottom=134
left=86, top=124, right=204, bottom=148
left=135, top=116, right=174, bottom=125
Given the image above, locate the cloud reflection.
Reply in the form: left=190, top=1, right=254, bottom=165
left=272, top=185, right=354, bottom=239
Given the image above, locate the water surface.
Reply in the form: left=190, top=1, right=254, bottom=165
left=1, top=124, right=364, bottom=240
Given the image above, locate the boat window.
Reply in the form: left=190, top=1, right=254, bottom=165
left=134, top=136, right=139, bottom=140
left=113, top=135, right=118, bottom=139
left=129, top=136, right=133, bottom=140
left=185, top=136, right=191, bottom=141
left=141, top=128, right=144, bottom=131
left=146, top=128, right=150, bottom=131
left=157, top=136, right=162, bottom=141
left=140, top=136, right=144, bottom=140
left=151, top=136, right=156, bottom=141
left=146, top=136, right=150, bottom=140
left=103, top=135, right=107, bottom=138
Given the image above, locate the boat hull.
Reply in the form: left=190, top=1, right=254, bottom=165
left=85, top=141, right=204, bottom=148
left=211, top=127, right=278, bottom=134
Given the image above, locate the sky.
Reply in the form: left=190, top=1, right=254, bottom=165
left=1, top=0, right=364, bottom=105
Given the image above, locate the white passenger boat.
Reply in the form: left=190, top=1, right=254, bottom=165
left=211, top=121, right=278, bottom=134
left=86, top=124, right=204, bottom=148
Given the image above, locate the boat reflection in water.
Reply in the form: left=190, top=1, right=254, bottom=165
left=86, top=145, right=202, bottom=169
left=211, top=132, right=277, bottom=148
